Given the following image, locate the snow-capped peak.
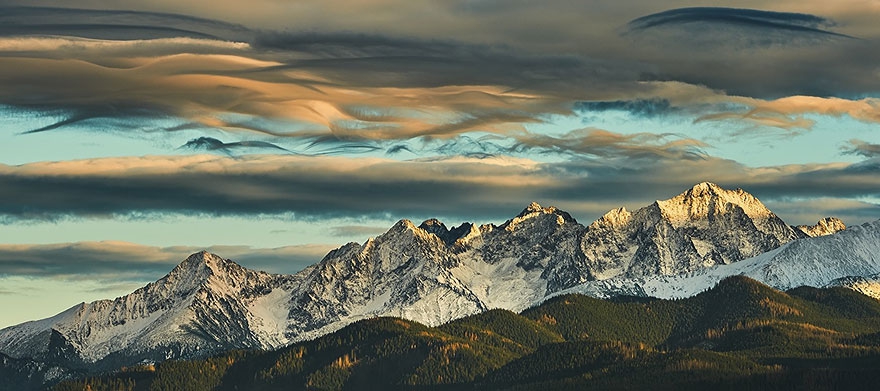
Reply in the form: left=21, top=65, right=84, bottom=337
left=504, top=202, right=576, bottom=232
left=590, top=207, right=632, bottom=229
left=796, top=217, right=846, bottom=237
left=520, top=201, right=546, bottom=216
left=688, top=181, right=723, bottom=194
left=655, top=181, right=773, bottom=226
left=418, top=218, right=448, bottom=233
left=386, top=219, right=424, bottom=236
left=174, top=250, right=224, bottom=272
left=158, top=251, right=226, bottom=293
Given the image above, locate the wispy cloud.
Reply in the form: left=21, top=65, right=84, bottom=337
left=575, top=99, right=676, bottom=118
left=179, top=137, right=292, bottom=155
left=694, top=96, right=880, bottom=130
left=510, top=128, right=708, bottom=160
left=0, top=40, right=575, bottom=143
left=843, top=140, right=880, bottom=158
left=330, top=225, right=390, bottom=237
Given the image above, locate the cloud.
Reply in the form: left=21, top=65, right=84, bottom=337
left=694, top=96, right=880, bottom=130
left=0, top=6, right=254, bottom=41
left=0, top=241, right=335, bottom=279
left=627, top=7, right=854, bottom=43
left=0, top=153, right=878, bottom=225
left=251, top=31, right=630, bottom=88
left=0, top=38, right=583, bottom=143
left=179, top=137, right=292, bottom=155
left=0, top=5, right=876, bottom=148
left=844, top=140, right=880, bottom=158
left=0, top=8, right=651, bottom=145
left=510, top=128, right=708, bottom=160
left=622, top=6, right=880, bottom=98
left=0, top=154, right=555, bottom=221
left=574, top=99, right=675, bottom=118
left=330, top=225, right=390, bottom=237
left=762, top=198, right=880, bottom=227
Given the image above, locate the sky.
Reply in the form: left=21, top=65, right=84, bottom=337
left=0, top=0, right=879, bottom=327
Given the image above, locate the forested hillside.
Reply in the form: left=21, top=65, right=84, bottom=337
left=55, top=276, right=880, bottom=390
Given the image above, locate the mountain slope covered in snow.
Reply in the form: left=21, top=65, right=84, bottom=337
left=565, top=219, right=880, bottom=300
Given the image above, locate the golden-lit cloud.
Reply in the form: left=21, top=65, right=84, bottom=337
left=511, top=128, right=708, bottom=159
left=693, top=96, right=880, bottom=130
left=0, top=37, right=567, bottom=141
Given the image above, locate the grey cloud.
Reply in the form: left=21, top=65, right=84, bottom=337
left=0, top=4, right=876, bottom=163
left=0, top=242, right=180, bottom=279
left=179, top=137, right=292, bottom=155
left=763, top=198, right=880, bottom=227
left=252, top=31, right=641, bottom=95
left=0, top=154, right=878, bottom=226
left=623, top=6, right=880, bottom=98
left=0, top=155, right=555, bottom=222
left=20, top=106, right=170, bottom=135
left=843, top=140, right=880, bottom=159
left=574, top=99, right=676, bottom=118
left=627, top=7, right=853, bottom=41
left=0, top=6, right=253, bottom=41
left=0, top=242, right=336, bottom=279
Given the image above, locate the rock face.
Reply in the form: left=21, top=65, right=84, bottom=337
left=582, top=182, right=800, bottom=279
left=564, top=219, right=880, bottom=301
left=285, top=219, right=487, bottom=341
left=2, top=182, right=871, bottom=384
left=0, top=252, right=297, bottom=370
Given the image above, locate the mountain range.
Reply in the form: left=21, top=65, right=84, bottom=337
left=2, top=182, right=878, bottom=389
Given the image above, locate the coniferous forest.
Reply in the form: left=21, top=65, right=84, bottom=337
left=55, top=276, right=880, bottom=390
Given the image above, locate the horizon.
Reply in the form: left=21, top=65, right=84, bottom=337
left=1, top=1, right=879, bottom=329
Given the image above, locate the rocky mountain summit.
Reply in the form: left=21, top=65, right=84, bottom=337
left=795, top=217, right=847, bottom=238
left=582, top=182, right=803, bottom=279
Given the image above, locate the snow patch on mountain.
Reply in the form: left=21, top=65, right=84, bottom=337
left=828, top=274, right=880, bottom=299
left=564, top=219, right=880, bottom=300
